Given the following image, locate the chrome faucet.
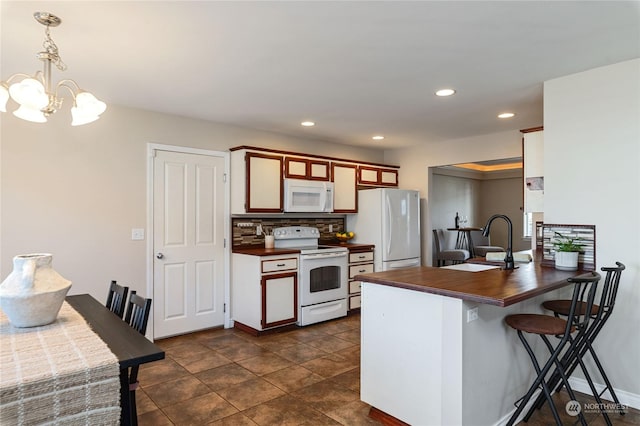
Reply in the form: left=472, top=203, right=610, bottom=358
left=483, top=214, right=515, bottom=270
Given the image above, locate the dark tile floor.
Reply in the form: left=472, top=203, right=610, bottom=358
left=138, top=313, right=638, bottom=425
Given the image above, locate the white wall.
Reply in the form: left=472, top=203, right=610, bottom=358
left=430, top=173, right=481, bottom=260
left=479, top=176, right=528, bottom=252
left=544, top=58, right=640, bottom=398
left=384, top=130, right=523, bottom=266
left=430, top=170, right=527, bottom=257
left=0, top=105, right=384, bottom=302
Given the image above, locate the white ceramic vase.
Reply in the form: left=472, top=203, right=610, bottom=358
left=0, top=253, right=72, bottom=327
left=555, top=251, right=579, bottom=271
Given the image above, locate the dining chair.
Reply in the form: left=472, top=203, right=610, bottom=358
left=124, top=291, right=152, bottom=426
left=433, top=229, right=469, bottom=266
left=469, top=230, right=504, bottom=257
left=105, top=280, right=129, bottom=318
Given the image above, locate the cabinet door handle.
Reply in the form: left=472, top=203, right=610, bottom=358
left=359, top=269, right=366, bottom=273
left=358, top=255, right=366, bottom=259
left=277, top=263, right=286, bottom=267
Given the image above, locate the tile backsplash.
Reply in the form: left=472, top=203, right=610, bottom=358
left=232, top=217, right=345, bottom=247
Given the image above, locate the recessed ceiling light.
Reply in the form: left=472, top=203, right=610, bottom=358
left=372, top=135, right=385, bottom=140
left=498, top=112, right=515, bottom=119
left=435, top=89, right=456, bottom=97
left=301, top=121, right=315, bottom=127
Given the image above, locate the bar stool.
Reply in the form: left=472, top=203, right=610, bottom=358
left=504, top=272, right=601, bottom=426
left=524, top=262, right=626, bottom=423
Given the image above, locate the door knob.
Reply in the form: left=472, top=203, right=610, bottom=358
left=156, top=253, right=164, bottom=259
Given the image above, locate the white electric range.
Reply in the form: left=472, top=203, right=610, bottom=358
left=273, top=226, right=348, bottom=326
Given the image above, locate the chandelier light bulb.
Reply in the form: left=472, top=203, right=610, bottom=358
left=13, top=105, right=48, bottom=123
left=9, top=78, right=48, bottom=110
left=75, top=91, right=107, bottom=116
left=0, top=12, right=106, bottom=125
left=71, top=106, right=100, bottom=126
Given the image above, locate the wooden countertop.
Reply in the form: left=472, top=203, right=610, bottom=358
left=233, top=242, right=374, bottom=256
left=232, top=247, right=301, bottom=256
left=320, top=241, right=375, bottom=251
left=354, top=262, right=581, bottom=307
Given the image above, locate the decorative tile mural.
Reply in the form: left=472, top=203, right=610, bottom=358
left=232, top=217, right=346, bottom=247
left=535, top=222, right=596, bottom=271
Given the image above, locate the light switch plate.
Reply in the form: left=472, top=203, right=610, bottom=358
left=131, top=228, right=145, bottom=240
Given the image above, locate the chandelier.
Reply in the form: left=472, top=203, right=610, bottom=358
left=0, top=12, right=106, bottom=126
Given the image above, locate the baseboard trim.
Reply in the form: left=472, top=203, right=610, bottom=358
left=568, top=377, right=640, bottom=410
left=493, top=389, right=543, bottom=426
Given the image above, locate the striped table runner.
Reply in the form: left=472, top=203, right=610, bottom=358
left=0, top=301, right=121, bottom=425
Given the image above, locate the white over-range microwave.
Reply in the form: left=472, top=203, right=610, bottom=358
left=284, top=178, right=334, bottom=213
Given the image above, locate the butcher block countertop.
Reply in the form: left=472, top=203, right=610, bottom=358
left=320, top=241, right=375, bottom=251
left=354, top=262, right=582, bottom=307
left=232, top=247, right=301, bottom=256
left=233, top=242, right=374, bottom=256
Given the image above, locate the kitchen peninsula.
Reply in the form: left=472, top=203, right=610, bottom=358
left=355, top=262, right=582, bottom=426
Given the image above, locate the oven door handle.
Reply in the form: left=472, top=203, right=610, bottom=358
left=301, top=252, right=347, bottom=260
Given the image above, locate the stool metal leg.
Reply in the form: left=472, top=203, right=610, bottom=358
left=506, top=328, right=591, bottom=426
left=509, top=331, right=562, bottom=426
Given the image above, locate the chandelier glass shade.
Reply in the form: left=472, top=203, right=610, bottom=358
left=0, top=12, right=106, bottom=126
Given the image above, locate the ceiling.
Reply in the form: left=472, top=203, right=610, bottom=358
left=2, top=1, right=639, bottom=149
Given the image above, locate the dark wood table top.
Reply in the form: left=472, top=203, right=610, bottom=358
left=67, top=294, right=165, bottom=369
left=354, top=262, right=580, bottom=307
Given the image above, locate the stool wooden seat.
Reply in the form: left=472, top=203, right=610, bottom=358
left=505, top=314, right=574, bottom=336
left=505, top=272, right=601, bottom=426
left=542, top=299, right=600, bottom=316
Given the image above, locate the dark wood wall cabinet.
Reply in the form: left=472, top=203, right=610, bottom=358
left=244, top=152, right=284, bottom=213
left=284, top=157, right=330, bottom=181
left=231, top=146, right=399, bottom=214
left=358, top=166, right=399, bottom=187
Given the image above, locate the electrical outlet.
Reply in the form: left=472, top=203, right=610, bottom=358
left=131, top=228, right=145, bottom=240
left=256, top=224, right=263, bottom=236
left=329, top=224, right=333, bottom=232
left=467, top=307, right=479, bottom=323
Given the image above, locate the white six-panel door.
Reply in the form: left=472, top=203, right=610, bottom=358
left=153, top=150, right=225, bottom=338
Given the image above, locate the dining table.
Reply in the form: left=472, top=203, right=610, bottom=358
left=446, top=226, right=483, bottom=257
left=66, top=294, right=165, bottom=425
left=0, top=294, right=164, bottom=426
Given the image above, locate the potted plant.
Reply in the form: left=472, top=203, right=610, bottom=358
left=552, top=232, right=584, bottom=271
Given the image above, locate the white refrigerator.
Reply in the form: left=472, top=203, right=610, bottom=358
left=347, top=188, right=421, bottom=271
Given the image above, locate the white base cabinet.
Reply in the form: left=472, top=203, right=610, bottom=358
left=347, top=247, right=374, bottom=311
left=232, top=253, right=298, bottom=332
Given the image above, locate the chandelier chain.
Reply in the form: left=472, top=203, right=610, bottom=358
left=43, top=25, right=67, bottom=71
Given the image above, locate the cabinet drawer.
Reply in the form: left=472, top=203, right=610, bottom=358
left=349, top=280, right=362, bottom=294
left=349, top=263, right=374, bottom=279
left=262, top=258, right=298, bottom=273
left=349, top=251, right=374, bottom=263
left=349, top=295, right=361, bottom=310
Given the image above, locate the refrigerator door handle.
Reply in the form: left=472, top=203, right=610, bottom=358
left=386, top=200, right=393, bottom=257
